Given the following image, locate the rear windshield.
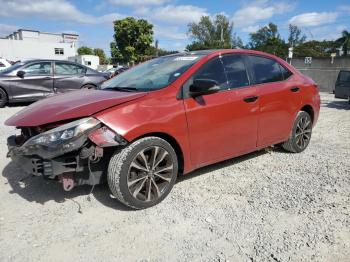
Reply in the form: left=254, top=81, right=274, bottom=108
left=100, top=55, right=203, bottom=91
left=339, top=71, right=350, bottom=82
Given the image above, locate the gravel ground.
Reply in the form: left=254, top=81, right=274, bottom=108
left=0, top=93, right=349, bottom=262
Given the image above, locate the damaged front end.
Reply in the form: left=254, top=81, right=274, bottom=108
left=7, top=117, right=127, bottom=191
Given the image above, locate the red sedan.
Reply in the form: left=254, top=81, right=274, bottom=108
left=6, top=49, right=320, bottom=209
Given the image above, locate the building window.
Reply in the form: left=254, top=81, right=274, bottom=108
left=54, top=48, right=64, bottom=55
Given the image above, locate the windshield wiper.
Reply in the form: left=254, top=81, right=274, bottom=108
left=104, top=86, right=139, bottom=92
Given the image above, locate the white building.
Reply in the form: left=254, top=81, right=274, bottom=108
left=68, top=55, right=100, bottom=70
left=0, top=29, right=79, bottom=61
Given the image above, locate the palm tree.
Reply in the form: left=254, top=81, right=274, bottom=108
left=336, top=30, right=350, bottom=56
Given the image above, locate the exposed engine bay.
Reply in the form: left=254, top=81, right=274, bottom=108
left=7, top=118, right=127, bottom=191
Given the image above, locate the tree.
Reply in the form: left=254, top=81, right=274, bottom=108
left=145, top=45, right=178, bottom=57
left=248, top=23, right=288, bottom=58
left=77, top=46, right=93, bottom=55
left=187, top=14, right=239, bottom=50
left=93, top=48, right=108, bottom=65
left=336, top=30, right=350, bottom=56
left=294, top=40, right=338, bottom=57
left=110, top=17, right=154, bottom=64
left=288, top=24, right=306, bottom=47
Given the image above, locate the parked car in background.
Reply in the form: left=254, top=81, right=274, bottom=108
left=105, top=66, right=129, bottom=78
left=5, top=50, right=320, bottom=209
left=0, top=59, right=109, bottom=107
left=335, top=70, right=350, bottom=104
left=0, top=58, right=12, bottom=72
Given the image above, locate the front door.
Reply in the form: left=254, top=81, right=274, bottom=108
left=183, top=55, right=259, bottom=168
left=10, top=61, right=54, bottom=101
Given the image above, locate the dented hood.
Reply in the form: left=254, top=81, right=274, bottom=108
left=5, top=90, right=147, bottom=127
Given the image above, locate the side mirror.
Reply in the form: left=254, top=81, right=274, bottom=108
left=189, top=79, right=220, bottom=97
left=17, top=70, right=25, bottom=78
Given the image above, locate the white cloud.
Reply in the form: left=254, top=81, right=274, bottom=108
left=153, top=25, right=187, bottom=41
left=288, top=12, right=338, bottom=27
left=338, top=5, right=350, bottom=14
left=241, top=25, right=260, bottom=33
left=0, top=0, right=124, bottom=24
left=108, top=0, right=169, bottom=6
left=0, top=23, right=19, bottom=36
left=147, top=5, right=208, bottom=25
left=233, top=0, right=294, bottom=29
left=309, top=25, right=347, bottom=40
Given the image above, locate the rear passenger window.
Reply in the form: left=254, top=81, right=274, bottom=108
left=222, top=55, right=249, bottom=88
left=248, top=56, right=283, bottom=84
left=55, top=62, right=86, bottom=75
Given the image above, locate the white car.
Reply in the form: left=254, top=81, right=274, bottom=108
left=0, top=58, right=12, bottom=71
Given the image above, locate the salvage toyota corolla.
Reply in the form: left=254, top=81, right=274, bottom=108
left=6, top=50, right=320, bottom=209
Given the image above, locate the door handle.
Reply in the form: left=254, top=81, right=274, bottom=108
left=290, top=87, right=300, bottom=92
left=243, top=96, right=259, bottom=103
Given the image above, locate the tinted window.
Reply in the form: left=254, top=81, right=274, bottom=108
left=193, top=57, right=227, bottom=89
left=222, top=55, right=249, bottom=88
left=55, top=62, right=86, bottom=75
left=23, top=62, right=52, bottom=76
left=339, top=71, right=350, bottom=82
left=248, top=56, right=283, bottom=84
left=279, top=64, right=293, bottom=80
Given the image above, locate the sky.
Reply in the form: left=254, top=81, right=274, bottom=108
left=0, top=0, right=349, bottom=56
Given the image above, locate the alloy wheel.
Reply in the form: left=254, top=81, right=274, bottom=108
left=127, top=146, right=174, bottom=202
left=295, top=115, right=312, bottom=150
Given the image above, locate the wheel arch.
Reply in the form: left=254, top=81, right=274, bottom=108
left=132, top=132, right=185, bottom=175
left=81, top=83, right=97, bottom=89
left=300, top=104, right=314, bottom=123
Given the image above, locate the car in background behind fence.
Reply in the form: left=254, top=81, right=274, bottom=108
left=0, top=59, right=109, bottom=107
left=335, top=70, right=350, bottom=104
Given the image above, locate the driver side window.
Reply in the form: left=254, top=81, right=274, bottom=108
left=182, top=57, right=228, bottom=98
left=23, top=62, right=52, bottom=76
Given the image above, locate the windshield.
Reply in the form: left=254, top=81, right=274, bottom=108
left=0, top=61, right=25, bottom=74
left=100, top=54, right=203, bottom=91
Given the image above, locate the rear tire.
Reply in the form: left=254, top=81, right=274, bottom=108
left=0, top=88, right=8, bottom=108
left=108, top=137, right=178, bottom=209
left=282, top=111, right=313, bottom=153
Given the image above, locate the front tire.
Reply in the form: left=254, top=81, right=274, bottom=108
left=0, top=88, right=8, bottom=108
left=108, top=137, right=178, bottom=209
left=282, top=111, right=313, bottom=153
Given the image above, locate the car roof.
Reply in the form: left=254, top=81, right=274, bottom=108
left=165, top=49, right=284, bottom=58
left=22, top=59, right=79, bottom=63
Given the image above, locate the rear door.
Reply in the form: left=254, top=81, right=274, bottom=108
left=183, top=55, right=258, bottom=168
left=53, top=62, right=86, bottom=93
left=246, top=55, right=302, bottom=147
left=335, top=71, right=350, bottom=99
left=10, top=61, right=54, bottom=101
